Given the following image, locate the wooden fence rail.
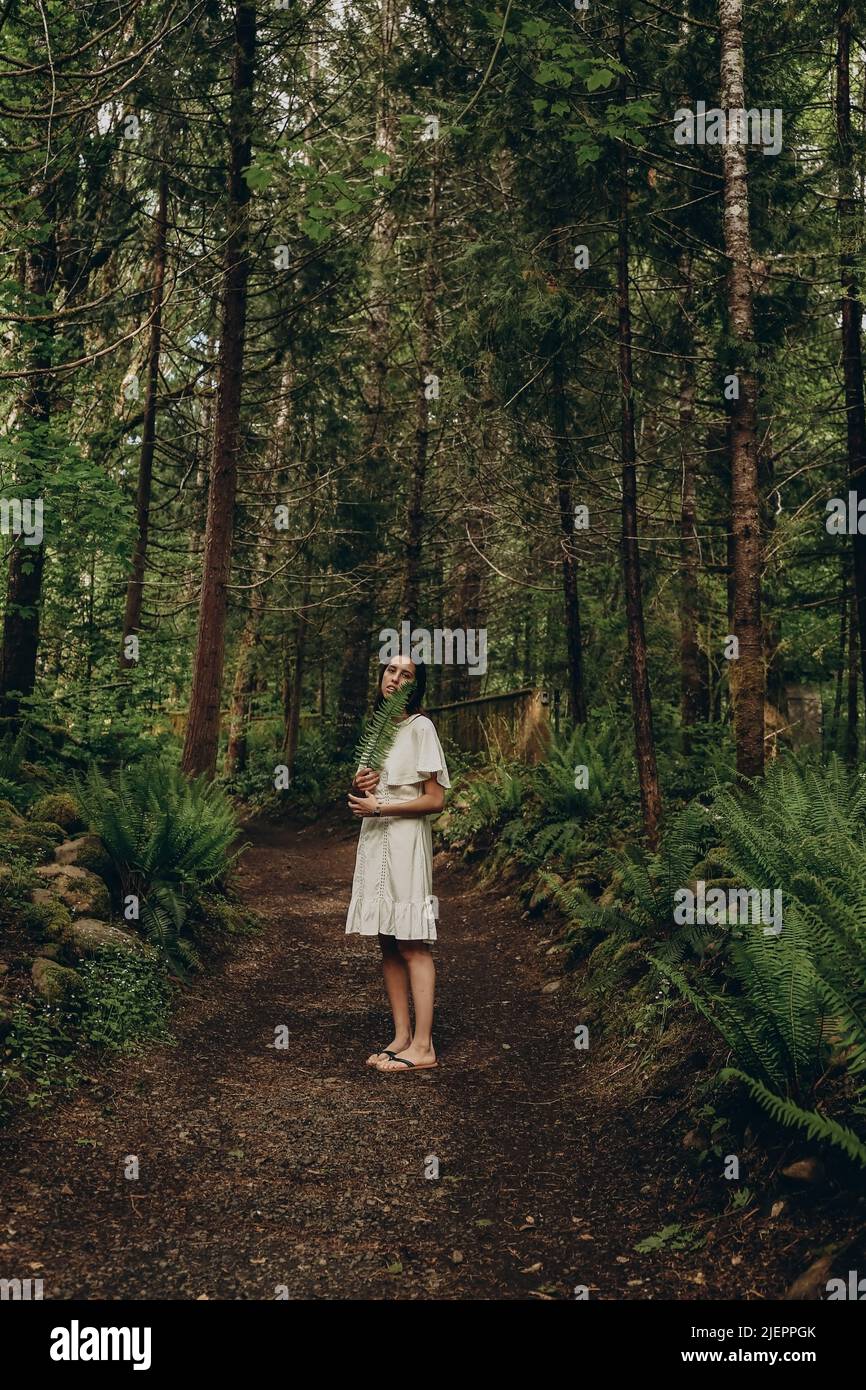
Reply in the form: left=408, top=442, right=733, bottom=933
left=166, top=686, right=555, bottom=763
left=425, top=687, right=552, bottom=762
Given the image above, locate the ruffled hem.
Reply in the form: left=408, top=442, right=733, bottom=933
left=345, top=894, right=438, bottom=941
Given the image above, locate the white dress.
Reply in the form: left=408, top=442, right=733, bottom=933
left=345, top=713, right=450, bottom=942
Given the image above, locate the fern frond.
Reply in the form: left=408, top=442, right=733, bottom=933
left=720, top=1068, right=866, bottom=1168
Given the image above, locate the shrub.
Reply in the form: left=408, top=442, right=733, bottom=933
left=28, top=820, right=65, bottom=845
left=653, top=756, right=866, bottom=1167
left=437, top=760, right=526, bottom=854
left=185, top=892, right=259, bottom=954
left=0, top=856, right=37, bottom=930
left=0, top=790, right=26, bottom=821
left=0, top=1002, right=81, bottom=1118
left=74, top=948, right=174, bottom=1052
left=544, top=801, right=709, bottom=965
left=223, top=728, right=345, bottom=820
left=75, top=757, right=243, bottom=970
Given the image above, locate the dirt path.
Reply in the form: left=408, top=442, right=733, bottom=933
left=0, top=818, right=832, bottom=1300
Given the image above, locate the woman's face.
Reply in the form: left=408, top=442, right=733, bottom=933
left=381, top=656, right=416, bottom=697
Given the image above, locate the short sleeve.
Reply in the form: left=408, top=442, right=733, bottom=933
left=414, top=717, right=450, bottom=788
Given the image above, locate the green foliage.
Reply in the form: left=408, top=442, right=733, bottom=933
left=2, top=827, right=56, bottom=864
left=547, top=801, right=709, bottom=964
left=0, top=854, right=37, bottom=930
left=651, top=757, right=866, bottom=1167
left=0, top=1002, right=81, bottom=1119
left=438, top=760, right=527, bottom=853
left=525, top=722, right=635, bottom=869
left=0, top=728, right=30, bottom=807
left=185, top=892, right=259, bottom=955
left=223, top=726, right=345, bottom=820
left=720, top=1069, right=866, bottom=1168
left=656, top=720, right=737, bottom=804
left=352, top=681, right=416, bottom=777
left=634, top=1223, right=705, bottom=1255
left=289, top=729, right=345, bottom=811
left=74, top=947, right=174, bottom=1052
left=75, top=758, right=242, bottom=970
left=19, top=896, right=72, bottom=941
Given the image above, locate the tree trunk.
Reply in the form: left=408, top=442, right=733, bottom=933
left=337, top=0, right=398, bottom=741
left=182, top=2, right=256, bottom=778
left=224, top=365, right=293, bottom=776
left=677, top=251, right=709, bottom=749
left=720, top=0, right=765, bottom=779
left=835, top=3, right=866, bottom=716
left=282, top=565, right=311, bottom=779
left=447, top=353, right=493, bottom=705
left=831, top=559, right=847, bottom=749
left=616, top=42, right=662, bottom=848
left=447, top=524, right=486, bottom=703
left=119, top=164, right=169, bottom=670
left=402, top=159, right=439, bottom=627
left=0, top=182, right=57, bottom=724
left=552, top=348, right=587, bottom=725
left=847, top=592, right=859, bottom=763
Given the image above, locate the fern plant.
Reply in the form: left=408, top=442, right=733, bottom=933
left=650, top=756, right=866, bottom=1167
left=351, top=680, right=416, bottom=783
left=438, top=761, right=526, bottom=854
left=75, top=758, right=242, bottom=971
left=517, top=723, right=635, bottom=872
left=652, top=938, right=866, bottom=1168
left=544, top=801, right=710, bottom=962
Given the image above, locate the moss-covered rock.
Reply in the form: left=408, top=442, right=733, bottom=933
left=28, top=793, right=85, bottom=833
left=3, top=829, right=55, bottom=863
left=17, top=760, right=54, bottom=788
left=54, top=834, right=113, bottom=881
left=29, top=820, right=66, bottom=845
left=20, top=897, right=73, bottom=941
left=34, top=863, right=111, bottom=918
left=35, top=942, right=62, bottom=962
left=65, top=918, right=150, bottom=961
left=31, top=957, right=80, bottom=1001
left=0, top=798, right=25, bottom=829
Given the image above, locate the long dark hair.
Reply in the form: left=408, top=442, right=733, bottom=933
left=373, top=660, right=427, bottom=715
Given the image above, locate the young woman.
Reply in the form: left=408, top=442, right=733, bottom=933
left=345, top=654, right=450, bottom=1073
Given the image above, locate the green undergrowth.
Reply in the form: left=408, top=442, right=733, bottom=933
left=439, top=723, right=866, bottom=1171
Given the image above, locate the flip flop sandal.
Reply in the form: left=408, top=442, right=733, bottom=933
left=366, top=1048, right=398, bottom=1067
left=377, top=1056, right=439, bottom=1072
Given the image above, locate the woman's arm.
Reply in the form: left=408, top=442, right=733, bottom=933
left=348, top=774, right=444, bottom=818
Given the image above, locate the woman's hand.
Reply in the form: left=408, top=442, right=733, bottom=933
left=348, top=791, right=379, bottom=818
left=354, top=767, right=380, bottom=793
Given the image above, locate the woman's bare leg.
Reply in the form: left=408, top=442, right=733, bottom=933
left=366, top=934, right=413, bottom=1065
left=376, top=942, right=436, bottom=1069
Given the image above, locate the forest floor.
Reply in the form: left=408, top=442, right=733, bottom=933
left=0, top=813, right=860, bottom=1301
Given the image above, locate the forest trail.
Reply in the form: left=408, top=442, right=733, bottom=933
left=0, top=818, right=807, bottom=1300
